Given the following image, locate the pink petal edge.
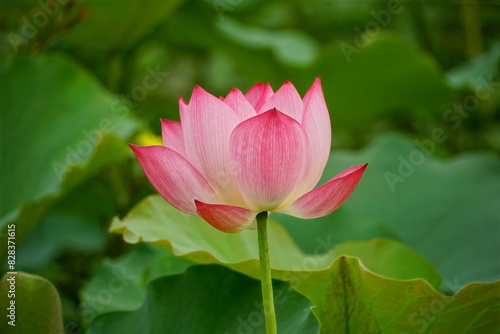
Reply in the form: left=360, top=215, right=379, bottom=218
left=178, top=96, right=188, bottom=119
left=225, top=88, right=257, bottom=120
left=160, top=119, right=186, bottom=157
left=245, top=83, right=274, bottom=111
left=277, top=164, right=367, bottom=218
left=130, top=144, right=219, bottom=215
left=296, top=77, right=332, bottom=193
left=244, top=83, right=265, bottom=108
left=195, top=200, right=257, bottom=233
left=259, top=81, right=303, bottom=120
left=254, top=83, right=274, bottom=112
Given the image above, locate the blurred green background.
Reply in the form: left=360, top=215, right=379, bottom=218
left=1, top=0, right=499, bottom=333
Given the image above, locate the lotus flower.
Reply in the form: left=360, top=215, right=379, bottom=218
left=131, top=78, right=367, bottom=233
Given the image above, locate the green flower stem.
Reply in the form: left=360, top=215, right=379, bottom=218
left=256, top=211, right=277, bottom=334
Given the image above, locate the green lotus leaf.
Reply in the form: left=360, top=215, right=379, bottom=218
left=0, top=53, right=135, bottom=249
left=276, top=134, right=500, bottom=286
left=110, top=195, right=441, bottom=289
left=86, top=265, right=319, bottom=334
left=291, top=256, right=499, bottom=334
left=0, top=272, right=64, bottom=334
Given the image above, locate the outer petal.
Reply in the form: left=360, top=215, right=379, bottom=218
left=130, top=145, right=220, bottom=215
left=230, top=109, right=309, bottom=211
left=224, top=88, right=257, bottom=120
left=259, top=81, right=303, bottom=120
left=245, top=83, right=274, bottom=111
left=297, top=77, right=332, bottom=193
left=277, top=164, right=367, bottom=218
left=195, top=200, right=257, bottom=233
left=182, top=86, right=247, bottom=207
left=161, top=119, right=186, bottom=157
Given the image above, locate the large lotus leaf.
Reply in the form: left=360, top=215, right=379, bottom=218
left=292, top=256, right=499, bottom=334
left=16, top=212, right=106, bottom=271
left=0, top=272, right=64, bottom=334
left=0, top=53, right=135, bottom=244
left=59, top=0, right=184, bottom=55
left=80, top=243, right=193, bottom=326
left=108, top=162, right=498, bottom=332
left=109, top=195, right=441, bottom=289
left=216, top=18, right=319, bottom=68
left=158, top=4, right=290, bottom=89
left=447, top=43, right=500, bottom=90
left=15, top=176, right=122, bottom=272
left=86, top=265, right=319, bottom=334
left=315, top=35, right=451, bottom=130
left=275, top=134, right=500, bottom=286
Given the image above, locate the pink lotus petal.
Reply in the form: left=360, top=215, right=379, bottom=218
left=254, top=83, right=274, bottom=112
left=230, top=109, right=309, bottom=211
left=161, top=119, right=186, bottom=157
left=225, top=88, right=257, bottom=120
left=130, top=145, right=219, bottom=215
left=259, top=81, right=303, bottom=120
left=245, top=82, right=274, bottom=110
left=244, top=83, right=265, bottom=107
left=178, top=96, right=188, bottom=119
left=243, top=82, right=274, bottom=112
left=195, top=200, right=257, bottom=233
left=181, top=86, right=247, bottom=207
left=297, top=77, right=332, bottom=193
left=277, top=164, right=367, bottom=218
